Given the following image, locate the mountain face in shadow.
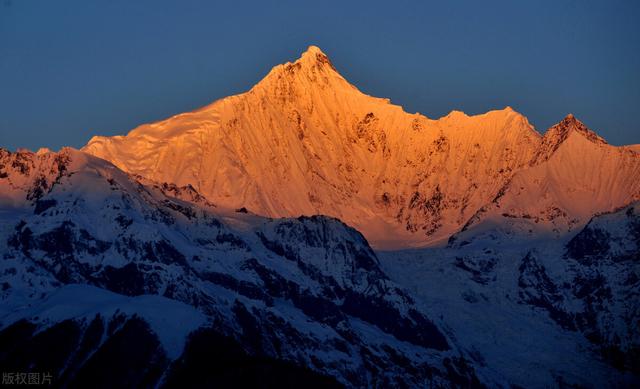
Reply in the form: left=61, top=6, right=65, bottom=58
left=0, top=148, right=475, bottom=388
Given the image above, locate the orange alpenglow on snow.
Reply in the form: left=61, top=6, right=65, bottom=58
left=84, top=46, right=640, bottom=249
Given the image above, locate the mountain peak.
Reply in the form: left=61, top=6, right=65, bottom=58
left=302, top=45, right=325, bottom=56
left=559, top=113, right=581, bottom=128
left=552, top=114, right=607, bottom=145
left=531, top=114, right=608, bottom=164
left=297, top=45, right=333, bottom=68
left=249, top=45, right=345, bottom=96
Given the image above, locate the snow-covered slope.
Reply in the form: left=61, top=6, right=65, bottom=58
left=0, top=148, right=483, bottom=387
left=0, top=284, right=339, bottom=388
left=84, top=46, right=552, bottom=249
left=564, top=202, right=640, bottom=364
left=380, top=203, right=640, bottom=387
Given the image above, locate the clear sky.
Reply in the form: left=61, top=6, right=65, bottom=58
left=1, top=0, right=639, bottom=150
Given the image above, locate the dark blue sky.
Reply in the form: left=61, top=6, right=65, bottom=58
left=1, top=0, right=639, bottom=150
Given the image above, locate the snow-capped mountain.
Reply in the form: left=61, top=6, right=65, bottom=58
left=83, top=46, right=640, bottom=249
left=0, top=148, right=482, bottom=387
left=2, top=46, right=639, bottom=388
left=86, top=45, right=640, bottom=249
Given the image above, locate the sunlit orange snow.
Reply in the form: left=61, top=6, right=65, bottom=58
left=84, top=46, right=640, bottom=249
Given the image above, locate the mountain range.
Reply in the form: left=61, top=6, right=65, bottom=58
left=1, top=46, right=639, bottom=388
left=84, top=46, right=640, bottom=249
